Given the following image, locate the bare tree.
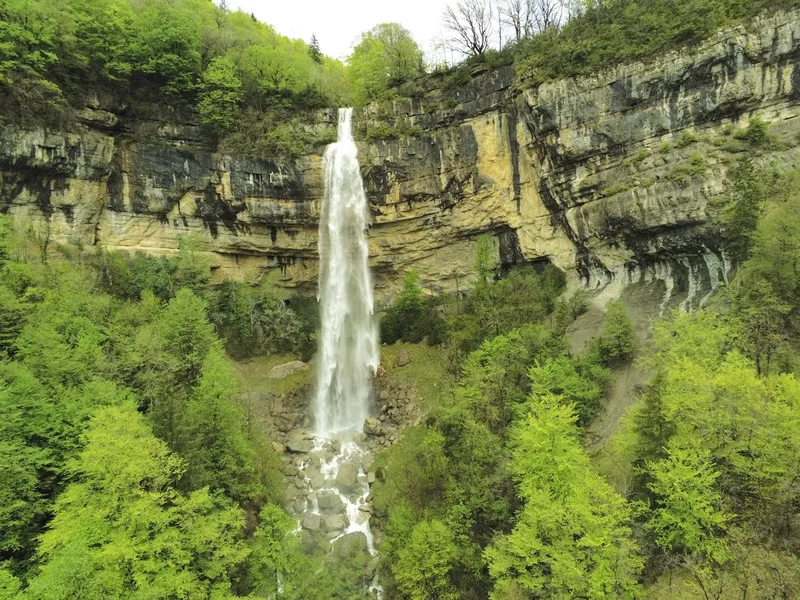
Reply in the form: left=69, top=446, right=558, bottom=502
left=530, top=0, right=562, bottom=32
left=501, top=0, right=532, bottom=42
left=443, top=0, right=494, bottom=56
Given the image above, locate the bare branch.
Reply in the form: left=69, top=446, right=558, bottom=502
left=443, top=0, right=494, bottom=57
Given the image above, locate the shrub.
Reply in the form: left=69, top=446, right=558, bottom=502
left=597, top=301, right=636, bottom=363
left=381, top=271, right=445, bottom=345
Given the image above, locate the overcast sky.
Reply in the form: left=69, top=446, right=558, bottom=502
left=225, top=0, right=454, bottom=63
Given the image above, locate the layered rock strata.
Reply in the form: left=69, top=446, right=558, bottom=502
left=2, top=11, right=800, bottom=303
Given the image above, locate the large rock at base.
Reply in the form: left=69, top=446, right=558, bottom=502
left=286, top=438, right=313, bottom=453
left=363, top=418, right=382, bottom=437
left=321, top=513, right=346, bottom=533
left=317, top=490, right=345, bottom=512
left=333, top=532, right=368, bottom=560
left=394, top=350, right=410, bottom=367
left=302, top=512, right=320, bottom=531
left=267, top=360, right=309, bottom=379
left=335, top=463, right=359, bottom=492
left=285, top=430, right=314, bottom=454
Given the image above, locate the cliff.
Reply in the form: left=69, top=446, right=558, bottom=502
left=2, top=10, right=800, bottom=306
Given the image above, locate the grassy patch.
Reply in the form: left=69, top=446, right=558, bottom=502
left=668, top=153, right=707, bottom=182
left=675, top=131, right=700, bottom=148
left=365, top=121, right=424, bottom=142
left=380, top=342, right=453, bottom=413
left=603, top=182, right=633, bottom=196
left=227, top=353, right=314, bottom=396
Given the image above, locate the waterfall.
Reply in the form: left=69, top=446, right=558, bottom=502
left=314, top=108, right=380, bottom=437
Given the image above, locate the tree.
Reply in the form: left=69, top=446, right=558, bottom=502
left=68, top=0, right=135, bottom=80
left=485, top=395, right=642, bottom=598
left=647, top=445, right=732, bottom=564
left=529, top=0, right=562, bottom=32
left=181, top=347, right=259, bottom=502
left=130, top=1, right=201, bottom=94
left=723, top=158, right=769, bottom=265
left=598, top=300, right=635, bottom=362
left=394, top=520, right=460, bottom=600
left=23, top=403, right=248, bottom=599
left=443, top=0, right=494, bottom=56
left=309, top=34, right=322, bottom=63
left=197, top=56, right=243, bottom=134
left=347, top=23, right=423, bottom=104
left=500, top=0, right=532, bottom=41
left=474, top=234, right=496, bottom=285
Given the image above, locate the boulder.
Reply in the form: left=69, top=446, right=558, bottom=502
left=335, top=463, right=359, bottom=492
left=395, top=350, right=410, bottom=367
left=308, top=472, right=324, bottom=489
left=321, top=514, right=346, bottom=533
left=363, top=418, right=382, bottom=436
left=302, top=512, right=320, bottom=531
left=367, top=471, right=376, bottom=484
left=317, top=491, right=344, bottom=512
left=333, top=532, right=368, bottom=560
left=286, top=438, right=313, bottom=453
left=267, top=360, right=309, bottom=379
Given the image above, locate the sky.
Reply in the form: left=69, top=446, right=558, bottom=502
left=224, top=0, right=454, bottom=63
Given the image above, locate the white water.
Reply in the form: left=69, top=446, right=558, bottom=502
left=314, top=108, right=380, bottom=437
left=307, top=108, right=381, bottom=596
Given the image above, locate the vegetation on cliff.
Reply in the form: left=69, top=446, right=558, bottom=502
left=2, top=0, right=797, bottom=155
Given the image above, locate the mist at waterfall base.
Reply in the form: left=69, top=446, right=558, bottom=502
left=295, top=108, right=381, bottom=593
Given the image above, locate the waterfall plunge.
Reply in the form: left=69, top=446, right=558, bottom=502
left=314, top=107, right=380, bottom=437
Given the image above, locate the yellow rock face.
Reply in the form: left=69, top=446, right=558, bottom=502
left=2, top=10, right=800, bottom=306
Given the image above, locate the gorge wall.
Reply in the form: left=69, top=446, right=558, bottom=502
left=2, top=10, right=800, bottom=305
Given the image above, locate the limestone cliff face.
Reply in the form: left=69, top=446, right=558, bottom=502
left=2, top=10, right=800, bottom=305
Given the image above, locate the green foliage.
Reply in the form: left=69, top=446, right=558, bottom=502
left=647, top=445, right=732, bottom=563
left=0, top=220, right=294, bottom=593
left=722, top=158, right=771, bottom=264
left=597, top=301, right=636, bottom=363
left=730, top=170, right=800, bottom=371
left=347, top=23, right=423, bottom=105
left=68, top=0, right=135, bottom=80
left=364, top=121, right=424, bottom=141
left=209, top=279, right=310, bottom=359
left=733, top=115, right=773, bottom=148
left=181, top=348, right=259, bottom=503
left=510, top=0, right=795, bottom=86
left=529, top=354, right=611, bottom=426
left=485, top=395, right=642, bottom=599
left=130, top=1, right=201, bottom=94
left=623, top=310, right=800, bottom=582
left=381, top=271, right=445, bottom=345
left=23, top=403, right=248, bottom=599
left=474, top=234, right=496, bottom=285
left=198, top=56, right=243, bottom=134
left=444, top=264, right=566, bottom=370
left=393, top=520, right=459, bottom=600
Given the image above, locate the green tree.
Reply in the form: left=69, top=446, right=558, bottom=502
left=486, top=395, right=642, bottom=599
left=529, top=354, right=610, bottom=425
left=130, top=1, right=201, bottom=93
left=23, top=403, right=248, bottom=599
left=309, top=34, right=322, bottom=64
left=347, top=23, right=423, bottom=104
left=394, top=520, right=459, bottom=600
left=647, top=445, right=732, bottom=563
left=181, top=347, right=259, bottom=502
left=721, top=157, right=779, bottom=265
left=598, top=300, right=635, bottom=362
left=68, top=0, right=134, bottom=80
left=474, top=234, right=496, bottom=286
left=0, top=0, right=64, bottom=113
left=198, top=56, right=243, bottom=134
